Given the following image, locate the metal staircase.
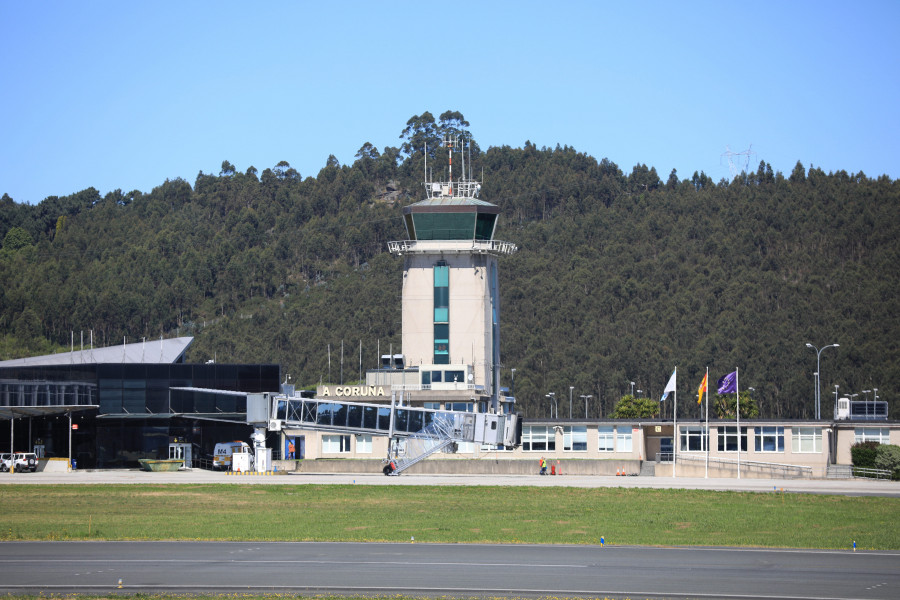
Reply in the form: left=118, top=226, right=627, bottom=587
left=388, top=412, right=466, bottom=475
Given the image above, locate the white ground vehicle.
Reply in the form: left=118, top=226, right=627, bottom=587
left=0, top=452, right=37, bottom=472
left=212, top=441, right=250, bottom=470
left=13, top=452, right=38, bottom=472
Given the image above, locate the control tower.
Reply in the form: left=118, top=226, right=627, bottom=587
left=388, top=136, right=517, bottom=410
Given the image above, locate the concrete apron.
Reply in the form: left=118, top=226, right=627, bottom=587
left=274, top=458, right=643, bottom=476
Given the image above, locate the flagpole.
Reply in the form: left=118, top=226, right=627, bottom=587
left=736, top=367, right=741, bottom=479
left=673, top=367, right=677, bottom=479
left=705, top=366, right=709, bottom=479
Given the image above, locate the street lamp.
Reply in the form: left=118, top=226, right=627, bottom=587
left=629, top=381, right=635, bottom=396
left=569, top=386, right=574, bottom=419
left=580, top=394, right=592, bottom=419
left=806, top=342, right=839, bottom=420
left=546, top=392, right=556, bottom=419
left=834, top=385, right=839, bottom=419
left=637, top=389, right=643, bottom=397
left=510, top=368, right=516, bottom=398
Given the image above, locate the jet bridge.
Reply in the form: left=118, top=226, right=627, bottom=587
left=254, top=392, right=521, bottom=475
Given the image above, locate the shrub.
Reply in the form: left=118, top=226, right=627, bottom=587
left=850, top=441, right=879, bottom=469
left=874, top=445, right=900, bottom=481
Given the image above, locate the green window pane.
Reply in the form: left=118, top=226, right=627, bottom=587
left=434, top=307, right=448, bottom=322
left=475, top=213, right=496, bottom=240
left=434, top=286, right=449, bottom=307
left=434, top=265, right=449, bottom=287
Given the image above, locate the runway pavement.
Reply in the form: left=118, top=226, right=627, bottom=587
left=2, top=468, right=899, bottom=496
left=2, top=540, right=899, bottom=599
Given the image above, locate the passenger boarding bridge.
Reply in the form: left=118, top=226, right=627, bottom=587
left=251, top=392, right=521, bottom=475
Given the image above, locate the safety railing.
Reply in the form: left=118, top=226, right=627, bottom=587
left=851, top=466, right=892, bottom=480
left=676, top=454, right=813, bottom=479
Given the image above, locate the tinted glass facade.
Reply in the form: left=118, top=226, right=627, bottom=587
left=0, top=362, right=280, bottom=468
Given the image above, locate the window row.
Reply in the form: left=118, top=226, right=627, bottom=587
left=522, top=425, right=831, bottom=454
left=322, top=434, right=373, bottom=454
left=523, top=425, right=633, bottom=453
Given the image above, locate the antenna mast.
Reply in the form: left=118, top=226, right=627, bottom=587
left=443, top=134, right=457, bottom=196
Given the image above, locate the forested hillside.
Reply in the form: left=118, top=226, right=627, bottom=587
left=2, top=111, right=898, bottom=420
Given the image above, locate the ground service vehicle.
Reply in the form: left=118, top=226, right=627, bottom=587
left=213, top=441, right=250, bottom=470
left=13, top=452, right=38, bottom=472
left=0, top=453, right=10, bottom=472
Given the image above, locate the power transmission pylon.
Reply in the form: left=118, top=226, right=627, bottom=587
left=721, top=145, right=755, bottom=180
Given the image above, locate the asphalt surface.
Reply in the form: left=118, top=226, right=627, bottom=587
left=3, top=469, right=898, bottom=598
left=1, top=540, right=898, bottom=599
left=2, top=468, right=899, bottom=496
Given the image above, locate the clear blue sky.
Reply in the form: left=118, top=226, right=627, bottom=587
left=2, top=1, right=898, bottom=204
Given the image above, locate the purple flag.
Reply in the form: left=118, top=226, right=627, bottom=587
left=717, top=371, right=737, bottom=394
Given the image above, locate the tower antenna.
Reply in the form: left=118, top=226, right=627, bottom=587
left=443, top=134, right=457, bottom=196
left=721, top=144, right=755, bottom=180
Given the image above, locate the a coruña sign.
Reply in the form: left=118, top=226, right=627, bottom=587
left=318, top=385, right=388, bottom=398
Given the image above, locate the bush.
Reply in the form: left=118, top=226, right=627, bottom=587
left=874, top=445, right=900, bottom=481
left=850, top=441, right=879, bottom=469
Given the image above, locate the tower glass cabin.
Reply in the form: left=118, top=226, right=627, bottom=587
left=388, top=142, right=516, bottom=411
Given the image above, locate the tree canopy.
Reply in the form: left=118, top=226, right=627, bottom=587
left=1, top=113, right=898, bottom=422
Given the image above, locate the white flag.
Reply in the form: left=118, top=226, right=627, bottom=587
left=660, top=369, right=677, bottom=401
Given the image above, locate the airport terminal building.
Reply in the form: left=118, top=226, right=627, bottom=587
left=0, top=337, right=279, bottom=468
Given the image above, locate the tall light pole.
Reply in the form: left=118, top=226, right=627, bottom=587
left=580, top=394, right=592, bottom=419
left=629, top=381, right=635, bottom=396
left=834, top=385, right=839, bottom=420
left=546, top=392, right=556, bottom=419
left=873, top=388, right=879, bottom=419
left=569, top=386, right=574, bottom=419
left=806, top=342, right=839, bottom=420
left=510, top=368, right=516, bottom=398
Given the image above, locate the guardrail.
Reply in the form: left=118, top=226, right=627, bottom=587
left=676, top=453, right=813, bottom=479
left=851, top=466, right=892, bottom=480
left=387, top=240, right=517, bottom=256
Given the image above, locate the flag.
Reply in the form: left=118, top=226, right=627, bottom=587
left=697, top=373, right=708, bottom=404
left=660, top=369, right=676, bottom=402
left=717, top=371, right=738, bottom=394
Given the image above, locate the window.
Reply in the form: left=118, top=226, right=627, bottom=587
left=717, top=426, right=748, bottom=452
left=322, top=435, right=351, bottom=454
left=434, top=324, right=449, bottom=365
left=563, top=426, right=587, bottom=451
left=854, top=427, right=890, bottom=444
left=356, top=435, right=372, bottom=454
left=680, top=426, right=707, bottom=452
left=445, top=370, right=464, bottom=383
left=522, top=425, right=555, bottom=452
left=598, top=426, right=615, bottom=452
left=423, top=402, right=441, bottom=410
left=434, top=262, right=449, bottom=364
left=446, top=402, right=474, bottom=412
left=456, top=441, right=474, bottom=453
left=617, top=428, right=633, bottom=453
left=754, top=426, right=785, bottom=452
left=790, top=427, right=822, bottom=453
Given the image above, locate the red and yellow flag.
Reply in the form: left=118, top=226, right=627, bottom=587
left=697, top=373, right=708, bottom=405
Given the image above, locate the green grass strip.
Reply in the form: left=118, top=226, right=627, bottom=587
left=0, top=484, right=896, bottom=549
